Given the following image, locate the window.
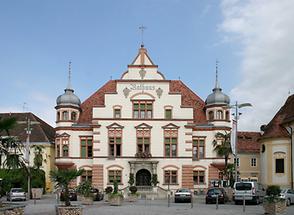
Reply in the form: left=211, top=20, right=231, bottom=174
left=276, top=159, right=284, bottom=173
left=57, top=112, right=60, bottom=121
left=192, top=138, right=205, bottom=160
left=193, top=170, right=205, bottom=185
left=62, top=145, right=69, bottom=157
left=108, top=170, right=122, bottom=183
left=80, top=137, right=93, bottom=158
left=114, top=108, right=121, bottom=118
left=56, top=139, right=61, bottom=157
left=225, top=111, right=230, bottom=121
left=137, top=137, right=150, bottom=153
left=71, top=112, right=77, bottom=121
left=62, top=111, right=69, bottom=120
left=234, top=158, right=240, bottom=167
left=164, top=137, right=177, bottom=157
left=81, top=170, right=92, bottom=183
left=133, top=101, right=153, bottom=119
left=208, top=111, right=214, bottom=121
left=165, top=109, right=172, bottom=119
left=251, top=158, right=257, bottom=167
left=164, top=170, right=177, bottom=184
left=216, top=110, right=223, bottom=120
left=109, top=137, right=121, bottom=157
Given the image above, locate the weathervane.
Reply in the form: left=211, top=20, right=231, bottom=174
left=67, top=61, right=72, bottom=89
left=139, top=25, right=147, bottom=47
left=215, top=59, right=220, bottom=89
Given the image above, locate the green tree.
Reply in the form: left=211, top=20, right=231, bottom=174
left=213, top=132, right=232, bottom=179
left=32, top=145, right=45, bottom=169
left=50, top=169, right=84, bottom=206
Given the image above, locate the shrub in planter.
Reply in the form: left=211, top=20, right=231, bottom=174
left=109, top=180, right=123, bottom=206
left=77, top=180, right=93, bottom=205
left=128, top=186, right=139, bottom=202
left=263, top=185, right=286, bottom=215
left=105, top=186, right=113, bottom=194
left=128, top=173, right=134, bottom=186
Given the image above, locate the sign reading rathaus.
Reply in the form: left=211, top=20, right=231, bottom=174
left=55, top=45, right=231, bottom=193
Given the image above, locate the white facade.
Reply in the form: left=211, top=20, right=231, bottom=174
left=55, top=46, right=231, bottom=193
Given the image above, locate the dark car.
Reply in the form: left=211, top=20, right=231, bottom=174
left=91, top=188, right=104, bottom=201
left=206, top=188, right=228, bottom=204
left=60, top=189, right=77, bottom=201
left=174, top=188, right=192, bottom=203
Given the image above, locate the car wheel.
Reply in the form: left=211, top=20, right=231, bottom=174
left=235, top=200, right=239, bottom=205
left=175, top=199, right=178, bottom=203
left=255, top=197, right=260, bottom=205
left=286, top=198, right=291, bottom=206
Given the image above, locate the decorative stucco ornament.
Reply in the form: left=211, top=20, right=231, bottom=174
left=123, top=87, right=130, bottom=98
left=156, top=87, right=163, bottom=98
left=139, top=68, right=146, bottom=79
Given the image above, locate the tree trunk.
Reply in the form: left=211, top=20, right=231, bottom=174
left=64, top=186, right=71, bottom=206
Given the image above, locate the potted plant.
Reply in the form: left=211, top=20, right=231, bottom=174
left=263, top=185, right=286, bottom=215
left=76, top=180, right=93, bottom=205
left=104, top=186, right=113, bottom=202
left=50, top=168, right=84, bottom=215
left=109, top=180, right=123, bottom=206
left=128, top=186, right=139, bottom=202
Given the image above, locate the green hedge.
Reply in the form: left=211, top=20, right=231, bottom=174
left=0, top=168, right=45, bottom=196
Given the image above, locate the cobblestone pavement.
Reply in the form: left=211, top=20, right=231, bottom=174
left=2, top=194, right=294, bottom=215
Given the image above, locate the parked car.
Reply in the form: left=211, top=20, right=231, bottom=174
left=91, top=188, right=104, bottom=201
left=233, top=181, right=265, bottom=205
left=60, top=188, right=77, bottom=201
left=174, top=188, right=192, bottom=203
left=206, top=188, right=228, bottom=204
left=6, top=188, right=26, bottom=201
left=280, top=189, right=294, bottom=206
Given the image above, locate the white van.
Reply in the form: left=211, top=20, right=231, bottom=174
left=233, top=181, right=266, bottom=204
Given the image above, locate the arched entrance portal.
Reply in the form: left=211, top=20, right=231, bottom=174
left=136, top=169, right=151, bottom=186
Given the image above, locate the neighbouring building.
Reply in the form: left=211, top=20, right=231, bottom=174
left=259, top=94, right=294, bottom=189
left=0, top=112, right=55, bottom=192
left=236, top=131, right=261, bottom=182
left=55, top=45, right=233, bottom=193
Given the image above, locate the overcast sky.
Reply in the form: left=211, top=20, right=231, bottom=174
left=0, top=0, right=293, bottom=131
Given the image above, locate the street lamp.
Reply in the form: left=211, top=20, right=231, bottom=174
left=228, top=101, right=252, bottom=182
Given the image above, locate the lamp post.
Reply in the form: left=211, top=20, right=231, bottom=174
left=229, top=102, right=252, bottom=182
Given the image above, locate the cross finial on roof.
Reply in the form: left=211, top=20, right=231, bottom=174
left=139, top=25, right=147, bottom=47
left=67, top=61, right=72, bottom=89
left=215, top=60, right=220, bottom=89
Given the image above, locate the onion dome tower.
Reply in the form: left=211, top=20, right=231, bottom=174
left=55, top=62, right=81, bottom=125
left=205, top=62, right=230, bottom=123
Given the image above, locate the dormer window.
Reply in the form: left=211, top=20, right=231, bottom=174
left=225, top=111, right=230, bottom=121
left=133, top=101, right=153, bottom=119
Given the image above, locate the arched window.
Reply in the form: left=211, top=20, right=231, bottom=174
left=216, top=110, right=223, bottom=120
left=62, top=145, right=69, bottom=157
left=208, top=111, right=214, bottom=121
left=57, top=112, right=60, bottom=121
left=71, top=112, right=77, bottom=121
left=225, top=111, right=230, bottom=121
left=62, top=111, right=69, bottom=120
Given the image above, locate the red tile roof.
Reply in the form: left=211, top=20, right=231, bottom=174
left=237, top=131, right=261, bottom=153
left=77, top=80, right=207, bottom=124
left=0, top=112, right=55, bottom=143
left=261, top=94, right=294, bottom=139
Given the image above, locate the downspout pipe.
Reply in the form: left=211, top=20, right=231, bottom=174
left=286, top=125, right=293, bottom=190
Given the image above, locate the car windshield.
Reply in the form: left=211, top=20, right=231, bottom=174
left=177, top=189, right=190, bottom=193
left=11, top=188, right=24, bottom=193
left=236, top=183, right=252, bottom=190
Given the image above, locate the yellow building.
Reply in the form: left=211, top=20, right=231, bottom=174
left=259, top=94, right=294, bottom=189
left=0, top=112, right=55, bottom=192
left=236, top=132, right=261, bottom=182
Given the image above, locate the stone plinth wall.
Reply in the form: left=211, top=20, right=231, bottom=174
left=0, top=205, right=25, bottom=215
left=56, top=206, right=83, bottom=215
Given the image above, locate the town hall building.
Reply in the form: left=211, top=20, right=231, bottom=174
left=54, top=45, right=232, bottom=193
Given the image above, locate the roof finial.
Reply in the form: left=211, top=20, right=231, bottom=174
left=215, top=60, right=220, bottom=89
left=139, top=25, right=147, bottom=47
left=67, top=61, right=72, bottom=89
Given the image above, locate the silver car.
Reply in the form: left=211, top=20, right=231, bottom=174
left=7, top=188, right=26, bottom=201
left=174, top=188, right=192, bottom=203
left=280, top=189, right=294, bottom=206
